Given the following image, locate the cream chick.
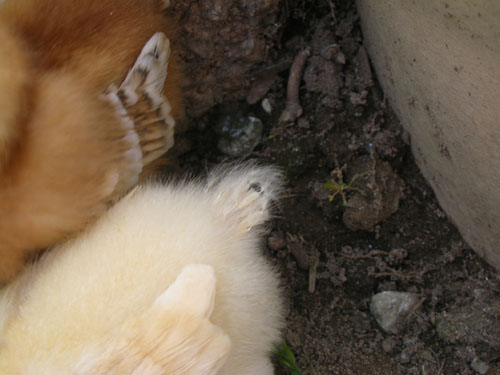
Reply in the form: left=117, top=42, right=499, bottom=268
left=0, top=164, right=284, bottom=375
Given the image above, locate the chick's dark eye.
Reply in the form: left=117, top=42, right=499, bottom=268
left=249, top=183, right=262, bottom=193
left=153, top=46, right=159, bottom=58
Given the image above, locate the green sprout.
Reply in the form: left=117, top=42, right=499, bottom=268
left=323, top=168, right=367, bottom=206
left=273, top=343, right=303, bottom=375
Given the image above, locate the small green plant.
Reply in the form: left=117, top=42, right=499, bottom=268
left=324, top=168, right=366, bottom=206
left=273, top=343, right=303, bottom=375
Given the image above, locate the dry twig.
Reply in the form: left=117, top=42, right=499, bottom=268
left=279, top=47, right=311, bottom=124
left=404, top=297, right=426, bottom=323
left=308, top=253, right=320, bottom=293
left=326, top=0, right=337, bottom=23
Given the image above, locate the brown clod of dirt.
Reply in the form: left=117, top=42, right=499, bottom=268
left=343, top=155, right=405, bottom=231
left=169, top=0, right=281, bottom=118
left=436, top=290, right=500, bottom=356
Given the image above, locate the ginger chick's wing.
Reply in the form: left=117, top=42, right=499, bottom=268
left=104, top=32, right=175, bottom=193
left=76, top=264, right=231, bottom=375
left=0, top=32, right=176, bottom=282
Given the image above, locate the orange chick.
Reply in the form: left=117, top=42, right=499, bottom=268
left=0, top=0, right=183, bottom=282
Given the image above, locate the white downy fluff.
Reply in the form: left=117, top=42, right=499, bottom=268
left=0, top=163, right=284, bottom=375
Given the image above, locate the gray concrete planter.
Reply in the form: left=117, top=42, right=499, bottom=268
left=356, top=0, right=500, bottom=270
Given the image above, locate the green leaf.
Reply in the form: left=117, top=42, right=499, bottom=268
left=273, top=343, right=303, bottom=375
left=324, top=179, right=337, bottom=191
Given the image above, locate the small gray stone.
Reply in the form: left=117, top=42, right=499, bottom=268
left=471, top=357, right=490, bottom=375
left=215, top=115, right=263, bottom=157
left=399, top=351, right=411, bottom=364
left=261, top=98, right=272, bottom=114
left=320, top=44, right=338, bottom=60
left=382, top=336, right=396, bottom=353
left=370, top=291, right=419, bottom=334
left=335, top=51, right=346, bottom=64
left=267, top=233, right=285, bottom=251
left=420, top=350, right=434, bottom=362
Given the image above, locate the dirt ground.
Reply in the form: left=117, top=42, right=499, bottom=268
left=167, top=1, right=500, bottom=374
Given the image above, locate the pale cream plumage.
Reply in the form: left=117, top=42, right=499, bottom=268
left=0, top=164, right=284, bottom=375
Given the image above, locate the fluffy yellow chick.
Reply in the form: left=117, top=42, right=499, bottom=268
left=0, top=163, right=284, bottom=374
left=0, top=0, right=183, bottom=282
left=0, top=264, right=231, bottom=375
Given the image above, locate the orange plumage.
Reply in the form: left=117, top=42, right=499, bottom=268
left=0, top=0, right=182, bottom=282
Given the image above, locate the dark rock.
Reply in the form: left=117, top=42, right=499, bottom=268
left=471, top=357, right=490, bottom=375
left=214, top=114, right=263, bottom=156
